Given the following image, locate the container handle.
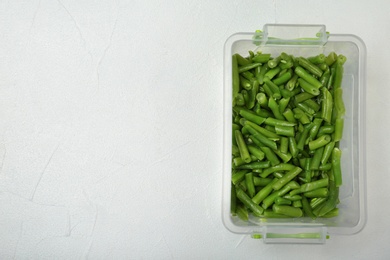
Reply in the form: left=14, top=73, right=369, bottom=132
left=253, top=24, right=328, bottom=46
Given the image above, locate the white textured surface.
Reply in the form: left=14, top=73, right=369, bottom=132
left=0, top=0, right=389, bottom=259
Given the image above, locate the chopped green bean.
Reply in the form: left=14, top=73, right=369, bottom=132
left=252, top=53, right=271, bottom=63
left=235, top=130, right=251, bottom=163
left=297, top=78, right=320, bottom=96
left=308, top=135, right=331, bottom=150
left=295, top=66, right=322, bottom=89
left=298, top=57, right=323, bottom=77
left=236, top=204, right=248, bottom=221
left=272, top=205, right=303, bottom=218
left=235, top=161, right=271, bottom=170
left=334, top=118, right=344, bottom=142
left=272, top=167, right=302, bottom=191
left=246, top=126, right=278, bottom=151
left=252, top=178, right=279, bottom=204
left=245, top=172, right=256, bottom=198
left=236, top=187, right=264, bottom=216
left=280, top=137, right=289, bottom=154
left=260, top=147, right=280, bottom=166
left=239, top=110, right=265, bottom=125
left=332, top=148, right=342, bottom=187
left=253, top=177, right=272, bottom=186
left=238, top=62, right=262, bottom=73
left=275, top=197, right=292, bottom=205
left=247, top=144, right=265, bottom=161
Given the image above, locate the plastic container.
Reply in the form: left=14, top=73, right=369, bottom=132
left=222, top=24, right=366, bottom=244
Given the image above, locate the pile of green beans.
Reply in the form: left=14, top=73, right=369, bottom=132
left=231, top=50, right=345, bottom=220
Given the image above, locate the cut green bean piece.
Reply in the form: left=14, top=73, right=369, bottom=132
left=252, top=178, right=279, bottom=205
left=310, top=147, right=324, bottom=170
left=303, top=99, right=320, bottom=112
left=262, top=183, right=293, bottom=209
left=273, top=72, right=292, bottom=86
left=273, top=205, right=303, bottom=218
left=245, top=172, right=256, bottom=198
left=236, top=187, right=264, bottom=216
left=256, top=92, right=268, bottom=108
left=233, top=157, right=246, bottom=167
left=297, top=78, right=320, bottom=96
left=232, top=145, right=240, bottom=157
left=293, top=107, right=311, bottom=125
left=238, top=62, right=262, bottom=73
left=232, top=54, right=240, bottom=105
left=316, top=180, right=339, bottom=217
left=239, top=110, right=266, bottom=125
left=308, top=54, right=326, bottom=64
left=288, top=136, right=299, bottom=158
left=318, top=125, right=334, bottom=136
left=231, top=185, right=237, bottom=215
left=260, top=147, right=280, bottom=167
left=264, top=67, right=281, bottom=80
left=295, top=101, right=315, bottom=115
left=240, top=76, right=252, bottom=90
left=334, top=88, right=345, bottom=117
left=308, top=135, right=331, bottom=150
left=247, top=144, right=265, bottom=161
left=283, top=194, right=302, bottom=201
left=259, top=163, right=296, bottom=178
left=272, top=167, right=302, bottom=191
left=292, top=200, right=302, bottom=208
left=302, top=196, right=316, bottom=219
left=286, top=74, right=299, bottom=91
left=319, top=163, right=332, bottom=171
left=268, top=56, right=281, bottom=68
left=236, top=204, right=248, bottom=221
left=310, top=197, right=327, bottom=209
left=261, top=209, right=292, bottom=218
left=280, top=137, right=288, bottom=154
left=308, top=118, right=323, bottom=141
left=300, top=178, right=329, bottom=193
left=298, top=57, right=323, bottom=77
left=254, top=177, right=272, bottom=186
left=295, top=92, right=315, bottom=103
left=264, top=117, right=296, bottom=127
left=334, top=118, right=344, bottom=142
left=321, top=142, right=335, bottom=165
left=236, top=161, right=271, bottom=170
left=332, top=148, right=342, bottom=187
left=232, top=170, right=249, bottom=185
left=252, top=53, right=271, bottom=63
left=325, top=52, right=337, bottom=66
left=236, top=53, right=251, bottom=66
left=246, top=126, right=278, bottom=151
left=241, top=71, right=255, bottom=81
left=304, top=188, right=329, bottom=198
left=283, top=109, right=297, bottom=124
left=268, top=97, right=284, bottom=120
left=275, top=197, right=292, bottom=205
left=244, top=121, right=280, bottom=139
left=275, top=125, right=295, bottom=137
left=297, top=123, right=313, bottom=150
left=295, top=66, right=322, bottom=89
left=235, top=130, right=251, bottom=163
left=273, top=149, right=292, bottom=163
left=333, top=61, right=344, bottom=89
left=257, top=64, right=269, bottom=84
left=279, top=98, right=290, bottom=115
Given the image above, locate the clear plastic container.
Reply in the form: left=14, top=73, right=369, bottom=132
left=222, top=24, right=366, bottom=244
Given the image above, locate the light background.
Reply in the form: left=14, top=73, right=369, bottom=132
left=0, top=0, right=389, bottom=259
